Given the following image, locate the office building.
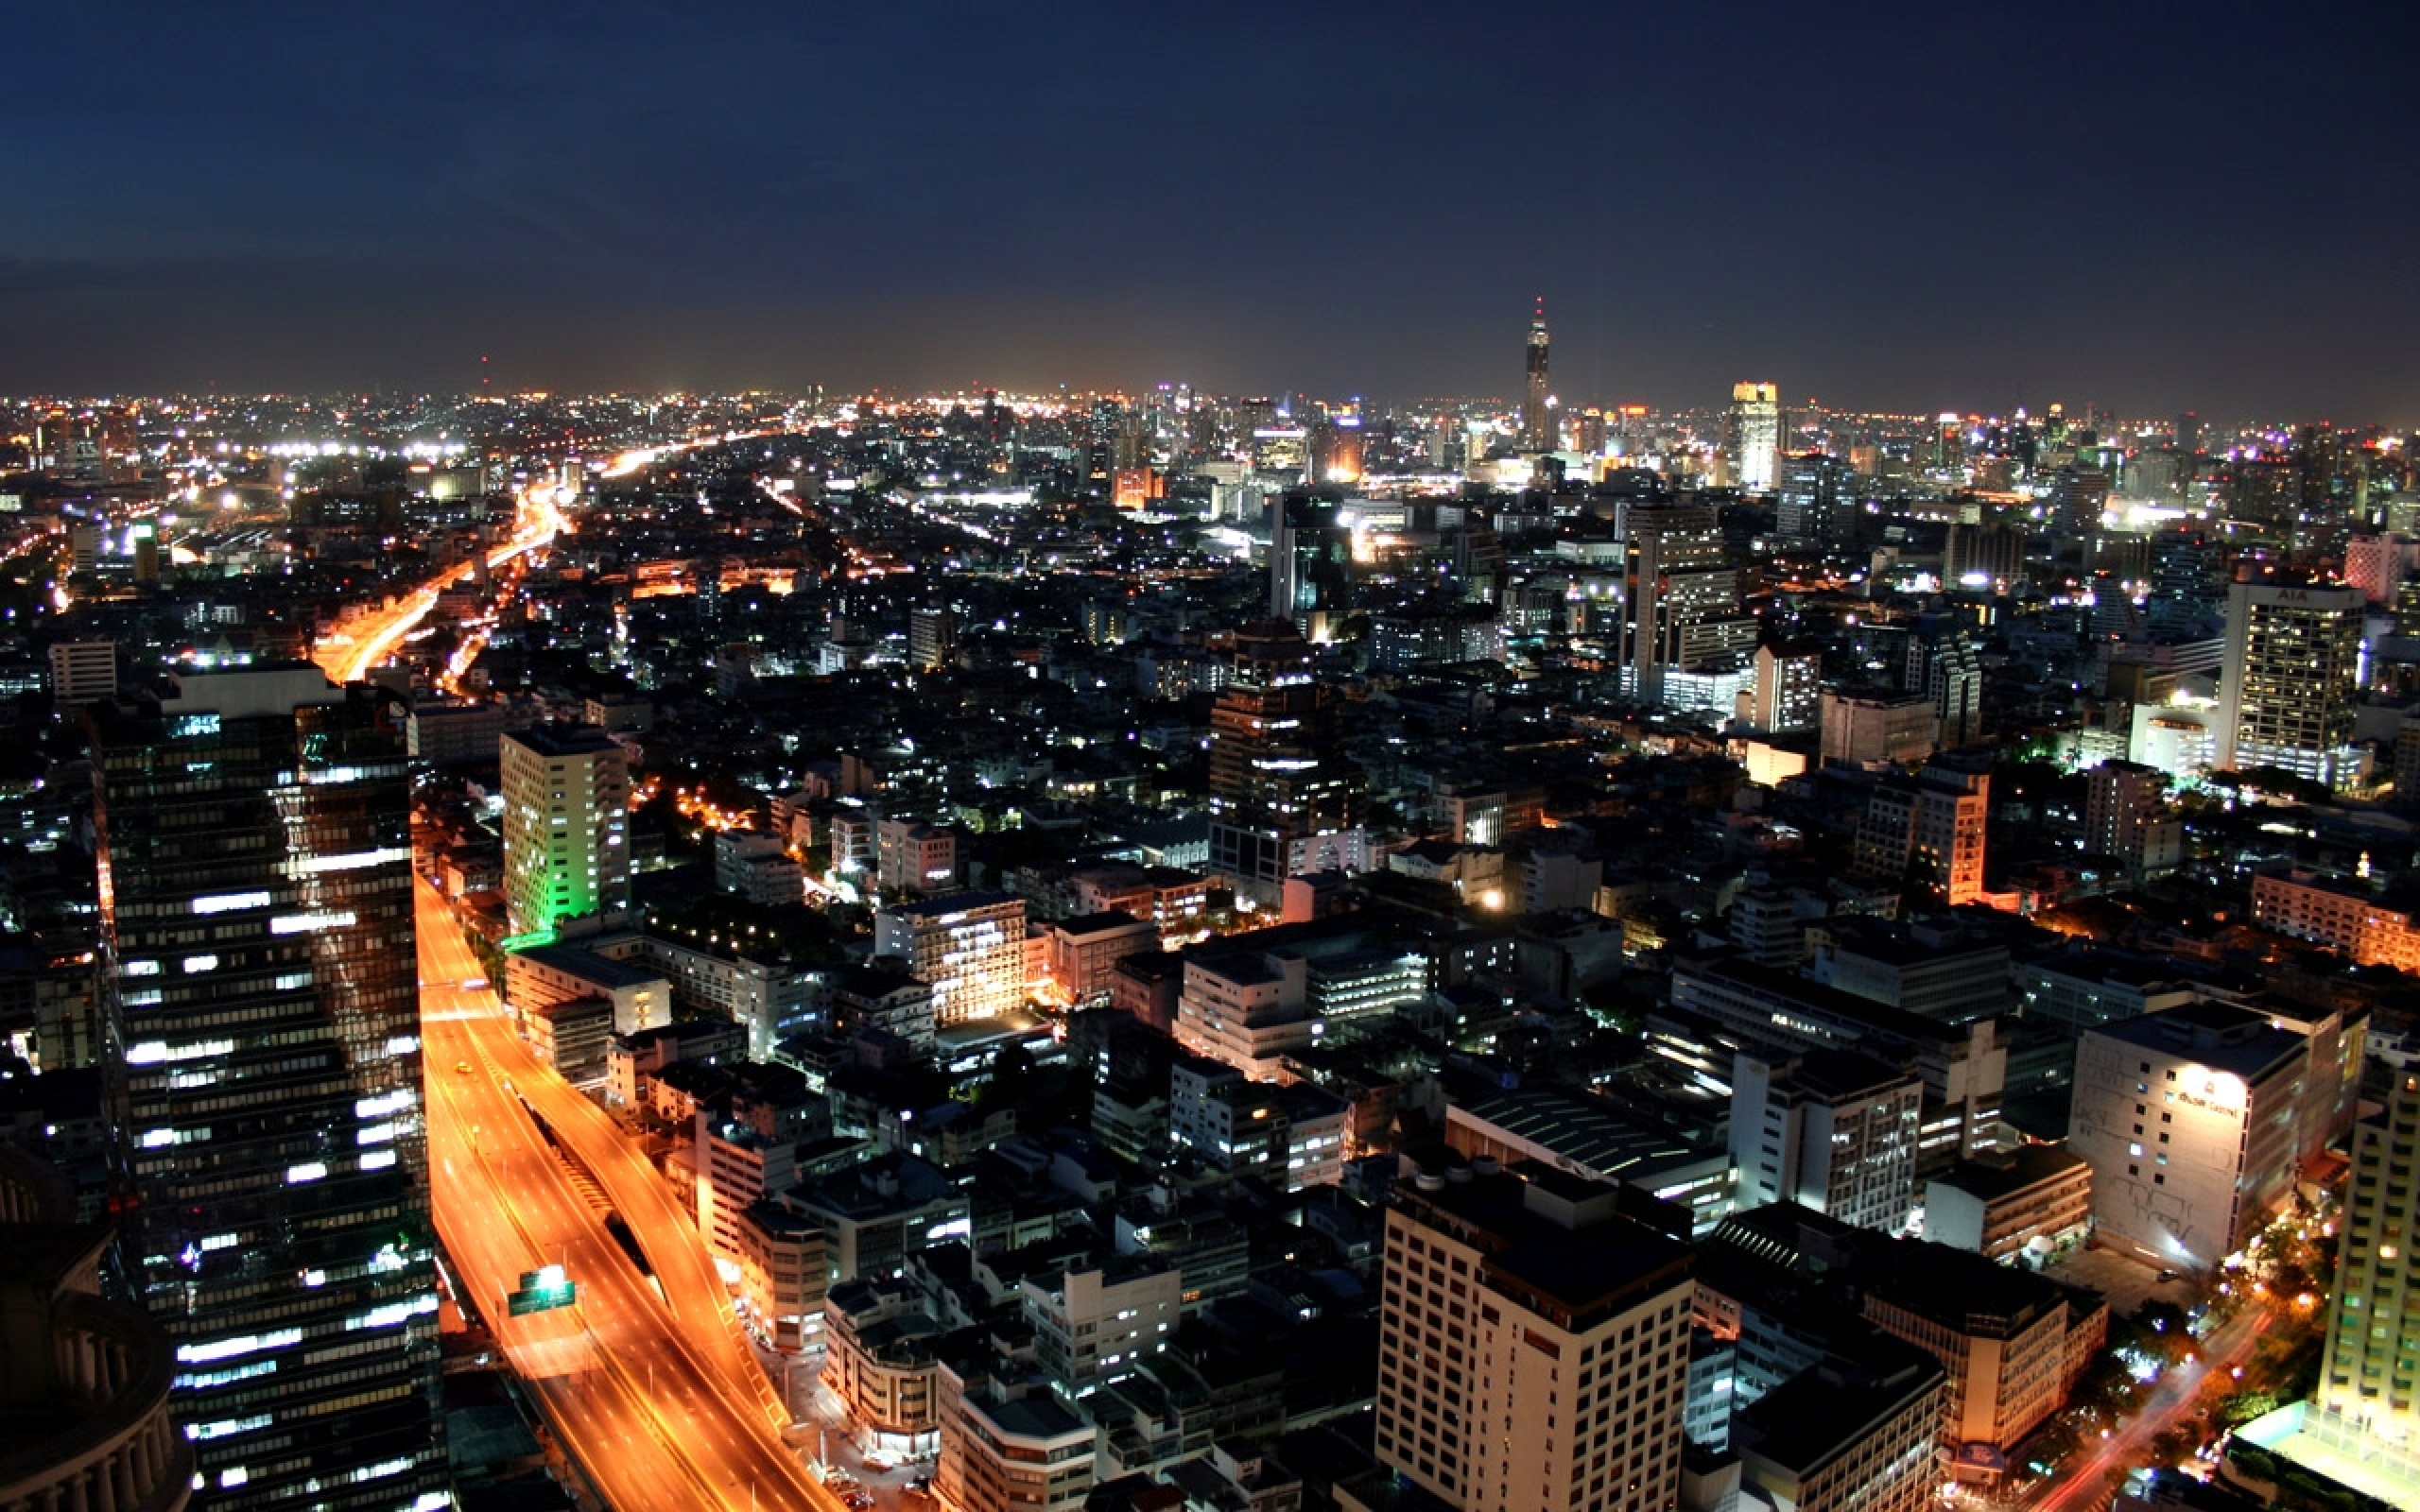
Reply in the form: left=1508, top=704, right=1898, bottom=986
left=0, top=1144, right=196, bottom=1512
left=1727, top=383, right=1782, bottom=492
left=2323, top=1071, right=2420, bottom=1436
left=1722, top=1345, right=1944, bottom=1512
left=1619, top=498, right=1756, bottom=707
left=48, top=639, right=117, bottom=705
left=88, top=665, right=442, bottom=1510
left=403, top=699, right=506, bottom=766
left=1851, top=762, right=1989, bottom=906
left=713, top=831, right=804, bottom=907
left=875, top=817, right=959, bottom=897
left=2221, top=1072, right=2420, bottom=1508
left=1774, top=453, right=1853, bottom=547
left=1822, top=919, right=2010, bottom=1023
left=1905, top=614, right=1983, bottom=748
left=1043, top=911, right=1158, bottom=1009
left=499, top=723, right=631, bottom=940
left=2216, top=573, right=2364, bottom=789
left=1023, top=1256, right=1183, bottom=1396
left=501, top=942, right=669, bottom=1039
left=873, top=891, right=1027, bottom=1025
left=1376, top=1157, right=1695, bottom=1512
left=1668, top=954, right=2007, bottom=1176
left=1204, top=678, right=1367, bottom=898
left=2048, top=466, right=2112, bottom=536
left=908, top=607, right=959, bottom=671
left=1924, top=1146, right=2093, bottom=1266
left=2253, top=867, right=2420, bottom=973
left=1741, top=642, right=1823, bottom=734
left=1730, top=1049, right=1924, bottom=1235
left=939, top=1371, right=1096, bottom=1512
left=823, top=1276, right=945, bottom=1451
left=1521, top=301, right=1554, bottom=452
left=1819, top=689, right=1935, bottom=769
left=2068, top=1002, right=2358, bottom=1274
left=1267, top=494, right=1353, bottom=638
left=2084, top=760, right=2182, bottom=878
left=1859, top=1242, right=2105, bottom=1483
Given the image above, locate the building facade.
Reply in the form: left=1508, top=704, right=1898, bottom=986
left=873, top=892, right=1027, bottom=1027
left=499, top=723, right=631, bottom=940
left=1376, top=1159, right=1695, bottom=1512
left=2217, top=574, right=2364, bottom=789
left=89, top=666, right=444, bottom=1510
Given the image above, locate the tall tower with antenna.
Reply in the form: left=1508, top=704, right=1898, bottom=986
left=1521, top=299, right=1553, bottom=452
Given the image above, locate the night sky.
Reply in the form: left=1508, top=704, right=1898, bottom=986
left=7, top=3, right=2417, bottom=421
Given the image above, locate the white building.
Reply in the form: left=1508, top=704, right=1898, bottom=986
left=876, top=817, right=959, bottom=896
left=1022, top=1258, right=1183, bottom=1396
left=2068, top=1002, right=2355, bottom=1274
left=1729, top=1049, right=1924, bottom=1234
left=47, top=640, right=116, bottom=705
left=873, top=891, right=1027, bottom=1026
left=2217, top=574, right=2364, bottom=788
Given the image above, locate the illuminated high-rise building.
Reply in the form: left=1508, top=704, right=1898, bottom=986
left=1852, top=760, right=1989, bottom=906
left=88, top=664, right=443, bottom=1511
left=1205, top=677, right=1367, bottom=897
left=1726, top=382, right=1782, bottom=492
left=2322, top=1071, right=2420, bottom=1442
left=1617, top=497, right=1756, bottom=706
left=1520, top=301, right=1554, bottom=452
left=2217, top=571, right=2364, bottom=789
left=1267, top=492, right=1354, bottom=639
left=873, top=891, right=1027, bottom=1026
left=501, top=723, right=631, bottom=940
left=1775, top=452, right=1853, bottom=546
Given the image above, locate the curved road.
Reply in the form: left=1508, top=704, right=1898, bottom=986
left=316, top=481, right=567, bottom=684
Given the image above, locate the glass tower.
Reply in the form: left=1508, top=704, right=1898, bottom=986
left=90, top=665, right=442, bottom=1511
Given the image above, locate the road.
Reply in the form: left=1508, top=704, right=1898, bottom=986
left=315, top=480, right=568, bottom=684
left=419, top=878, right=839, bottom=1512
left=2031, top=1302, right=2276, bottom=1512
left=417, top=880, right=789, bottom=1428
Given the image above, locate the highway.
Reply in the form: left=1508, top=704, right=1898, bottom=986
left=420, top=878, right=838, bottom=1512
left=318, top=432, right=773, bottom=684
left=314, top=480, right=568, bottom=684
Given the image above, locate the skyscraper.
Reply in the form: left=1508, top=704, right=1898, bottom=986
left=1727, top=382, right=1782, bottom=492
left=2083, top=760, right=2182, bottom=878
left=1617, top=497, right=1756, bottom=706
left=2217, top=572, right=2364, bottom=789
left=500, top=723, right=631, bottom=941
left=1266, top=492, right=1354, bottom=639
left=1520, top=300, right=1553, bottom=452
left=89, top=664, right=442, bottom=1511
left=1205, top=678, right=1367, bottom=898
left=1774, top=452, right=1852, bottom=546
left=1906, top=612, right=1984, bottom=749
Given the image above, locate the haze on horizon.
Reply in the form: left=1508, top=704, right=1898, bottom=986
left=5, top=3, right=2417, bottom=425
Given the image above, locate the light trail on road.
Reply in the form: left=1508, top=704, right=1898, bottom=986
left=419, top=879, right=840, bottom=1512
left=2028, top=1302, right=2274, bottom=1512
left=315, top=481, right=566, bottom=683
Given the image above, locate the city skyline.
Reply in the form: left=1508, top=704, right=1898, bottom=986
left=7, top=6, right=2419, bottom=420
